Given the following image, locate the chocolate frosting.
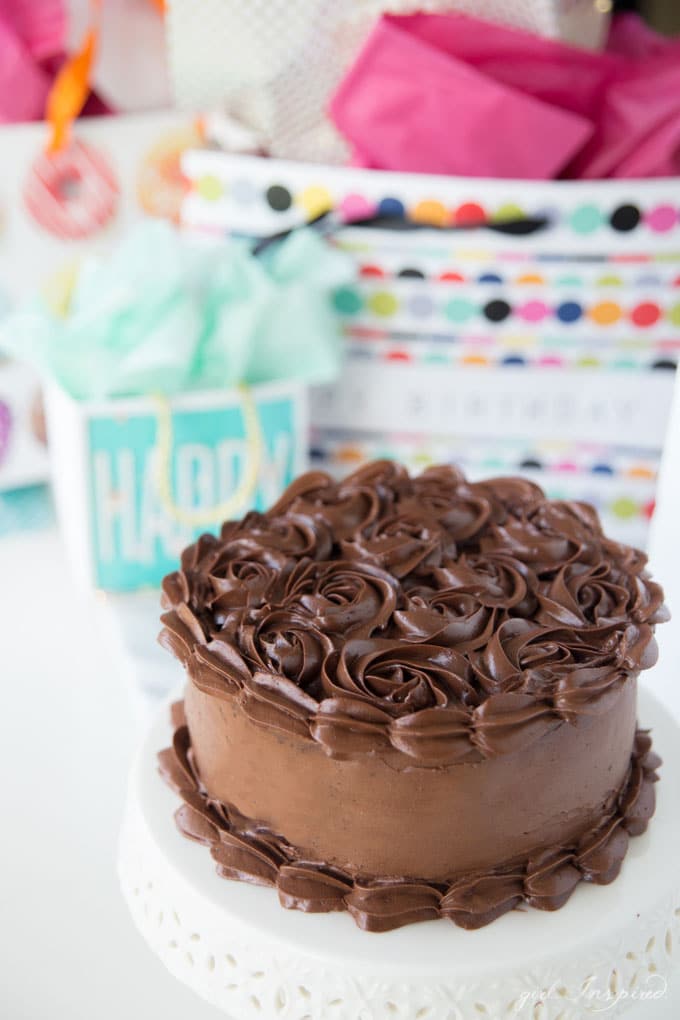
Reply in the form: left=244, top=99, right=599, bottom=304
left=160, top=462, right=666, bottom=764
left=159, top=701, right=661, bottom=932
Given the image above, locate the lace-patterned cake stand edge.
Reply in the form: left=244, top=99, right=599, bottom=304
left=118, top=687, right=680, bottom=1020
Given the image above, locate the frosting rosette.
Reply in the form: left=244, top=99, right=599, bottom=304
left=480, top=499, right=603, bottom=570
left=239, top=607, right=335, bottom=694
left=393, top=464, right=491, bottom=540
left=281, top=558, right=398, bottom=638
left=536, top=560, right=667, bottom=629
left=433, top=552, right=530, bottom=609
left=322, top=638, right=477, bottom=715
left=392, top=588, right=498, bottom=652
left=220, top=509, right=333, bottom=563
left=340, top=511, right=456, bottom=578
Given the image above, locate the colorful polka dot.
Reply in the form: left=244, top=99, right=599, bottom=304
left=502, top=355, right=526, bottom=365
left=407, top=294, right=435, bottom=318
left=635, top=273, right=662, bottom=287
left=339, top=193, right=375, bottom=222
left=387, top=350, right=412, bottom=362
left=445, top=298, right=476, bottom=322
left=596, top=275, right=623, bottom=287
left=643, top=500, right=656, bottom=520
left=556, top=275, right=583, bottom=287
left=627, top=465, right=655, bottom=479
left=333, top=287, right=362, bottom=315
left=631, top=302, right=661, bottom=327
left=556, top=301, right=582, bottom=323
left=337, top=447, right=365, bottom=463
left=378, top=196, right=405, bottom=219
left=478, top=273, right=503, bottom=284
left=591, top=463, right=614, bottom=475
left=493, top=202, right=524, bottom=222
left=612, top=359, right=637, bottom=370
left=611, top=497, right=638, bottom=520
left=589, top=301, right=622, bottom=325
left=577, top=356, right=601, bottom=368
left=668, top=303, right=680, bottom=326
left=359, top=264, right=385, bottom=278
left=538, top=355, right=564, bottom=367
left=439, top=271, right=465, bottom=283
left=398, top=267, right=426, bottom=279
left=520, top=458, right=542, bottom=469
left=454, top=202, right=486, bottom=225
left=462, top=354, right=489, bottom=366
left=516, top=273, right=544, bottom=285
left=646, top=205, right=677, bottom=233
left=517, top=300, right=549, bottom=323
left=411, top=199, right=448, bottom=226
left=651, top=358, right=677, bottom=371
left=610, top=204, right=641, bottom=232
left=570, top=204, right=603, bottom=235
left=483, top=299, right=511, bottom=323
left=197, top=174, right=223, bottom=200
left=368, top=291, right=399, bottom=316
left=266, top=183, right=292, bottom=211
left=298, top=184, right=333, bottom=217
left=556, top=461, right=578, bottom=472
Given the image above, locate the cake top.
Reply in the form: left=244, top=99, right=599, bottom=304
left=160, top=461, right=667, bottom=764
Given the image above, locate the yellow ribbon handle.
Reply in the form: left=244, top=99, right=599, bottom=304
left=152, top=385, right=263, bottom=529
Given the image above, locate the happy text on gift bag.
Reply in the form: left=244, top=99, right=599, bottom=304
left=83, top=383, right=305, bottom=590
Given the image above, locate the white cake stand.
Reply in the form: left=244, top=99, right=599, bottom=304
left=118, top=688, right=680, bottom=1020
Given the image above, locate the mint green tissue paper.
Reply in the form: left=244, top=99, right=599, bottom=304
left=0, top=220, right=349, bottom=399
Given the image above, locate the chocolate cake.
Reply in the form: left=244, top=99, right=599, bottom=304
left=158, top=461, right=666, bottom=931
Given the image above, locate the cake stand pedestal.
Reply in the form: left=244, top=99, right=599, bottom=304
left=118, top=688, right=680, bottom=1020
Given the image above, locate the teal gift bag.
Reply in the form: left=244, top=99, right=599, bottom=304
left=46, top=380, right=307, bottom=591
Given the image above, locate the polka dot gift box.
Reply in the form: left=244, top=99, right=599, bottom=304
left=181, top=152, right=680, bottom=548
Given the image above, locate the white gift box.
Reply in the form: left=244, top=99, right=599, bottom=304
left=166, top=0, right=611, bottom=163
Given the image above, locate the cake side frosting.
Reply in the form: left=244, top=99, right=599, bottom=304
left=160, top=700, right=661, bottom=931
left=160, top=461, right=666, bottom=765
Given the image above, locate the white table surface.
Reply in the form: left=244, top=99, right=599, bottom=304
left=0, top=528, right=220, bottom=1020
left=1, top=527, right=678, bottom=1019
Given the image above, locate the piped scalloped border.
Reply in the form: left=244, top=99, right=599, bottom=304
left=158, top=701, right=660, bottom=933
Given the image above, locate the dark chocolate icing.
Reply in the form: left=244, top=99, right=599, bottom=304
left=160, top=462, right=666, bottom=764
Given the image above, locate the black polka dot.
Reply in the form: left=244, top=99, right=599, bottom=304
left=483, top=299, right=512, bottom=322
left=266, top=184, right=292, bottom=212
left=397, top=267, right=426, bottom=279
left=520, top=458, right=542, bottom=470
left=609, top=204, right=641, bottom=232
left=651, top=359, right=677, bottom=372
